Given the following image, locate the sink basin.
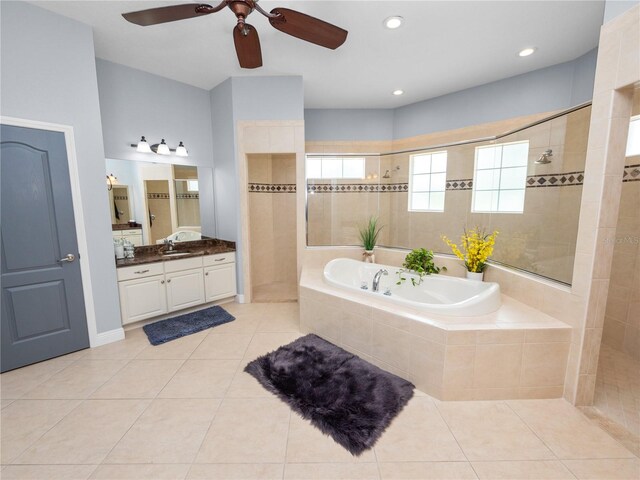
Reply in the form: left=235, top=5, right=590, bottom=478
left=161, top=251, right=192, bottom=257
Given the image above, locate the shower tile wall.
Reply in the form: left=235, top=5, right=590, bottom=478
left=146, top=180, right=172, bottom=244
left=248, top=154, right=297, bottom=301
left=602, top=91, right=640, bottom=360
left=307, top=107, right=591, bottom=284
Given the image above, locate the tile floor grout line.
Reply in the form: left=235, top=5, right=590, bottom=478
left=3, top=397, right=87, bottom=465
left=429, top=396, right=479, bottom=479
left=504, top=400, right=563, bottom=462
left=95, top=354, right=188, bottom=466
left=281, top=409, right=293, bottom=480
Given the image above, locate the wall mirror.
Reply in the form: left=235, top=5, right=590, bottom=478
left=105, top=158, right=212, bottom=246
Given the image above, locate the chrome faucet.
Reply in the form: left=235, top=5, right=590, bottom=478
left=372, top=269, right=388, bottom=292
left=164, top=239, right=174, bottom=252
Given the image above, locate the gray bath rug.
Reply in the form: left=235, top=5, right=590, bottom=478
left=244, top=334, right=414, bottom=455
left=143, top=305, right=235, bottom=345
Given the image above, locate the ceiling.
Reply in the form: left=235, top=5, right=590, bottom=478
left=31, top=1, right=605, bottom=109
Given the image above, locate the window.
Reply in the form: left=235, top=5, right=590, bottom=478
left=472, top=141, right=528, bottom=213
left=408, top=151, right=447, bottom=212
left=306, top=157, right=365, bottom=179
left=187, top=180, right=199, bottom=192
left=627, top=115, right=640, bottom=157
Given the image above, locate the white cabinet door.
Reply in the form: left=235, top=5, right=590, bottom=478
left=166, top=268, right=205, bottom=312
left=118, top=274, right=167, bottom=325
left=204, top=263, right=237, bottom=302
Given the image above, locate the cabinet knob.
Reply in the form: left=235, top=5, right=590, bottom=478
left=205, top=272, right=209, bottom=276
left=167, top=279, right=171, bottom=283
left=160, top=280, right=165, bottom=284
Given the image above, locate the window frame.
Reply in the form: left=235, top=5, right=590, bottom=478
left=305, top=156, right=366, bottom=180
left=407, top=150, right=448, bottom=212
left=471, top=140, right=529, bottom=214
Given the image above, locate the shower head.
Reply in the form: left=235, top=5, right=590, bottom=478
left=382, top=165, right=400, bottom=178
left=535, top=149, right=553, bottom=165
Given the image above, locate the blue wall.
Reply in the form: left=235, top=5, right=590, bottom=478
left=304, top=49, right=598, bottom=142
left=96, top=59, right=213, bottom=167
left=305, top=109, right=395, bottom=141
left=0, top=1, right=121, bottom=334
left=210, top=76, right=304, bottom=295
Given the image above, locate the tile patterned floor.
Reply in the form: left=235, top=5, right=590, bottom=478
left=1, top=302, right=639, bottom=480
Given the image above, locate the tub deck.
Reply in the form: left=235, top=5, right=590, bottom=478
left=299, top=265, right=572, bottom=401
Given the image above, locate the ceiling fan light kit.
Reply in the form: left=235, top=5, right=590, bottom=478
left=122, top=1, right=348, bottom=69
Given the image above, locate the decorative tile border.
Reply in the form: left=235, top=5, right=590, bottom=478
left=446, top=179, right=473, bottom=190
left=249, top=183, right=296, bottom=193
left=307, top=183, right=407, bottom=193
left=623, top=164, right=640, bottom=183
left=147, top=193, right=170, bottom=199
left=176, top=193, right=199, bottom=199
left=306, top=172, right=586, bottom=194
left=526, top=171, right=584, bottom=188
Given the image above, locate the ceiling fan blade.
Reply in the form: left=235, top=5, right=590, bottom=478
left=233, top=24, right=263, bottom=69
left=268, top=8, right=347, bottom=50
left=122, top=3, right=219, bottom=26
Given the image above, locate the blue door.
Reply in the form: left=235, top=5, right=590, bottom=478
left=1, top=124, right=90, bottom=372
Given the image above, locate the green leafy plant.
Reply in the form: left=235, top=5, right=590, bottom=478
left=396, top=248, right=445, bottom=286
left=359, top=216, right=383, bottom=251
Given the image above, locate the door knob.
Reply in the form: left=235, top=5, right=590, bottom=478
left=58, top=254, right=75, bottom=263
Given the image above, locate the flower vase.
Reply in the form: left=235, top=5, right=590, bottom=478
left=363, top=250, right=375, bottom=263
left=466, top=271, right=484, bottom=281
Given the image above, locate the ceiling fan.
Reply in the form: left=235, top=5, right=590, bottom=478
left=122, top=1, right=348, bottom=69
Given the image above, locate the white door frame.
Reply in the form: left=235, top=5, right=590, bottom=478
left=1, top=115, right=101, bottom=347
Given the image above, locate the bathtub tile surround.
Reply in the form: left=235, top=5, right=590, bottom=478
left=299, top=264, right=571, bottom=401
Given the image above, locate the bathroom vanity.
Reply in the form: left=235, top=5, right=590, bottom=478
left=115, top=240, right=236, bottom=325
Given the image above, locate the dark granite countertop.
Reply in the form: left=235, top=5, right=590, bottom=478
left=112, top=223, right=142, bottom=230
left=115, top=238, right=236, bottom=268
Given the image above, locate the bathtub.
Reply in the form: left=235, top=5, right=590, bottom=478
left=323, top=258, right=501, bottom=316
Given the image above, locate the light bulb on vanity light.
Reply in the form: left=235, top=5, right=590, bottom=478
left=157, top=139, right=170, bottom=155
left=136, top=136, right=152, bottom=153
left=175, top=141, right=188, bottom=157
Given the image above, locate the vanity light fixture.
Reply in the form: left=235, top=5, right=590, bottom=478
left=136, top=136, right=152, bottom=153
left=384, top=16, right=403, bottom=29
left=155, top=139, right=170, bottom=155
left=130, top=137, right=189, bottom=157
left=392, top=89, right=404, bottom=96
left=106, top=174, right=118, bottom=191
left=175, top=141, right=188, bottom=157
left=518, top=47, right=537, bottom=57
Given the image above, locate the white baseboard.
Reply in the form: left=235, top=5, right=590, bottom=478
left=236, top=294, right=246, bottom=304
left=91, top=327, right=125, bottom=348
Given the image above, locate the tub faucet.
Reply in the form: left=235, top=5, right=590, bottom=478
left=372, top=269, right=388, bottom=292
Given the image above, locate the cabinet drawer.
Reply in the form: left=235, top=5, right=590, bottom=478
left=164, top=256, right=203, bottom=273
left=203, top=252, right=236, bottom=267
left=117, top=262, right=164, bottom=281
left=121, top=229, right=142, bottom=236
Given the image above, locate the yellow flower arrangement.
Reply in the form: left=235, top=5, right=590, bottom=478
left=441, top=228, right=499, bottom=273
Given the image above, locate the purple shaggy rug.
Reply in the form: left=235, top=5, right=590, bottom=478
left=244, top=334, right=414, bottom=455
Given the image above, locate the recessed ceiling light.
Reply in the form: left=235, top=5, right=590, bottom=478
left=384, top=16, right=403, bottom=29
left=392, top=89, right=404, bottom=96
left=518, top=47, right=537, bottom=57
